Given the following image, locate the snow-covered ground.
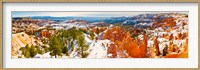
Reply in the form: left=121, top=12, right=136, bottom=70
left=19, top=31, right=113, bottom=58
left=87, top=40, right=112, bottom=58
left=146, top=14, right=188, bottom=55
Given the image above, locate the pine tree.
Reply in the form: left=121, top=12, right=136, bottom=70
left=62, top=46, right=69, bottom=55
left=77, top=35, right=89, bottom=58
left=42, top=45, right=49, bottom=53
left=19, top=44, right=38, bottom=58
left=24, top=50, right=30, bottom=58
left=89, top=31, right=95, bottom=40
left=49, top=35, right=63, bottom=58
left=70, top=41, right=74, bottom=51
left=29, top=45, right=38, bottom=58
left=77, top=35, right=85, bottom=57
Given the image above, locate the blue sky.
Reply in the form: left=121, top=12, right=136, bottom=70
left=12, top=12, right=187, bottom=17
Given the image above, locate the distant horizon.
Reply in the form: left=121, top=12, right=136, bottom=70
left=12, top=15, right=132, bottom=18
left=12, top=12, right=188, bottom=18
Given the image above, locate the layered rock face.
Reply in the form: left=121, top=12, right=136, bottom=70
left=12, top=32, right=36, bottom=56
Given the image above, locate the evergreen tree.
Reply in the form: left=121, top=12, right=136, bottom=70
left=42, top=45, right=49, bottom=53
left=77, top=35, right=89, bottom=58
left=89, top=31, right=95, bottom=40
left=19, top=47, right=26, bottom=54
left=29, top=46, right=38, bottom=58
left=19, top=44, right=38, bottom=58
left=62, top=47, right=69, bottom=55
left=70, top=41, right=74, bottom=51
left=49, top=35, right=63, bottom=58
left=59, top=30, right=69, bottom=55
left=24, top=50, right=30, bottom=58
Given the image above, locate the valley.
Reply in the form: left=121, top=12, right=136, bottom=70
left=12, top=13, right=188, bottom=58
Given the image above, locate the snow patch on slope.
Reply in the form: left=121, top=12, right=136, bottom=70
left=87, top=40, right=112, bottom=58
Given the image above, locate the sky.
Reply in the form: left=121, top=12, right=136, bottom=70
left=12, top=12, right=188, bottom=17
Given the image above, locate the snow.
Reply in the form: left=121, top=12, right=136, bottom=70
left=148, top=40, right=153, bottom=47
left=12, top=13, right=188, bottom=58
left=158, top=38, right=168, bottom=43
left=87, top=40, right=112, bottom=58
left=83, top=33, right=93, bottom=43
left=34, top=52, right=72, bottom=58
left=69, top=50, right=78, bottom=58
left=173, top=40, right=185, bottom=47
left=34, top=52, right=51, bottom=58
left=107, top=54, right=113, bottom=57
left=51, top=22, right=89, bottom=30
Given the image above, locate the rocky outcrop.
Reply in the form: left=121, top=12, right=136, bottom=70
left=12, top=32, right=36, bottom=55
